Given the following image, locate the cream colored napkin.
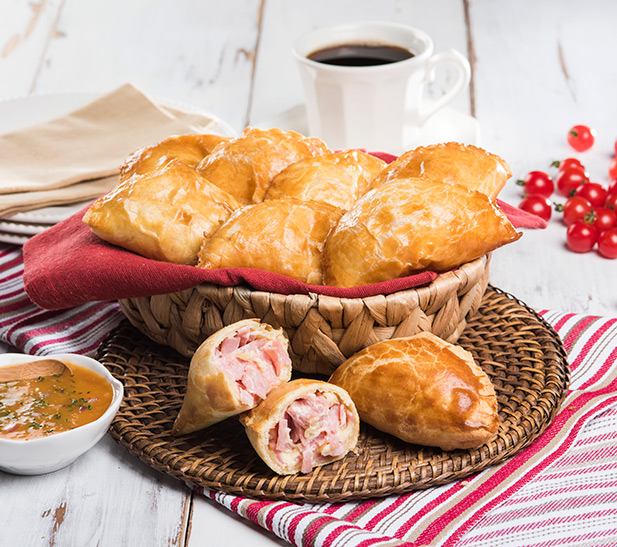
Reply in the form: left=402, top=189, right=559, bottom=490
left=0, top=83, right=232, bottom=217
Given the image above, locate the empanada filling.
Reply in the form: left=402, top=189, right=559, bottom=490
left=214, top=327, right=291, bottom=406
left=269, top=391, right=354, bottom=473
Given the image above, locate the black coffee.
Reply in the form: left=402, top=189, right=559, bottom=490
left=308, top=43, right=414, bottom=67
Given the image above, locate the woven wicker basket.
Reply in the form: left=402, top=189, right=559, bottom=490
left=118, top=255, right=490, bottom=375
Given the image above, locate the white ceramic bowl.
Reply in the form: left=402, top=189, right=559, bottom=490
left=0, top=353, right=123, bottom=475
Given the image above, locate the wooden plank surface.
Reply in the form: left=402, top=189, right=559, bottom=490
left=470, top=0, right=617, bottom=314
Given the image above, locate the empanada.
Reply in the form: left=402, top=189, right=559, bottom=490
left=323, top=177, right=521, bottom=287
left=83, top=158, right=241, bottom=264
left=196, top=127, right=329, bottom=204
left=371, top=142, right=511, bottom=200
left=197, top=197, right=344, bottom=284
left=172, top=319, right=292, bottom=435
left=264, top=150, right=386, bottom=210
left=329, top=332, right=499, bottom=451
left=120, top=133, right=230, bottom=179
left=241, top=379, right=359, bottom=475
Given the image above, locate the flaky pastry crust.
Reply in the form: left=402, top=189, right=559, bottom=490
left=197, top=197, right=344, bottom=284
left=83, top=158, right=241, bottom=264
left=329, top=332, right=500, bottom=451
left=241, top=378, right=360, bottom=475
left=172, top=319, right=292, bottom=435
left=322, top=176, right=521, bottom=287
left=371, top=142, right=512, bottom=200
left=264, top=149, right=386, bottom=210
left=196, top=127, right=328, bottom=204
left=119, top=133, right=230, bottom=180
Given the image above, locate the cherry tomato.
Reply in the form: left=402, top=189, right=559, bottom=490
left=609, top=181, right=617, bottom=195
left=566, top=221, right=597, bottom=253
left=609, top=157, right=617, bottom=181
left=597, top=227, right=617, bottom=259
left=614, top=138, right=617, bottom=156
left=592, top=207, right=617, bottom=233
left=567, top=124, right=596, bottom=152
left=606, top=192, right=617, bottom=211
left=518, top=195, right=552, bottom=221
left=559, top=196, right=593, bottom=225
left=552, top=157, right=584, bottom=172
left=574, top=182, right=608, bottom=208
left=556, top=167, right=589, bottom=197
left=516, top=171, right=554, bottom=197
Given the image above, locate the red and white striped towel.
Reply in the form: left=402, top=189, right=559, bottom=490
left=2, top=242, right=616, bottom=546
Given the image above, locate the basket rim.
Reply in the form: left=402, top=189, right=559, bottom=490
left=119, top=254, right=489, bottom=304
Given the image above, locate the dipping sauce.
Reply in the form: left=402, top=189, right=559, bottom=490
left=308, top=43, right=414, bottom=67
left=0, top=363, right=113, bottom=440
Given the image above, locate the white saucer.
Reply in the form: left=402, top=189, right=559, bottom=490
left=3, top=200, right=93, bottom=225
left=254, top=104, right=481, bottom=151
left=0, top=232, right=30, bottom=245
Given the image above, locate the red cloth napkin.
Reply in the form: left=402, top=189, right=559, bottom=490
left=22, top=198, right=544, bottom=311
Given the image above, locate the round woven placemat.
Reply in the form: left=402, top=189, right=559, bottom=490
left=98, top=286, right=569, bottom=502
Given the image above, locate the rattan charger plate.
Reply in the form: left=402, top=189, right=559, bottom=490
left=97, top=286, right=569, bottom=503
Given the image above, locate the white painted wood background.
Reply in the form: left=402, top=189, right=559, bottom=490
left=0, top=0, right=616, bottom=545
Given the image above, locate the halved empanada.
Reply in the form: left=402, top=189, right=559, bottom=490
left=323, top=177, right=521, bottom=287
left=172, top=319, right=292, bottom=435
left=120, top=133, right=230, bottom=179
left=329, top=332, right=499, bottom=451
left=196, top=127, right=329, bottom=204
left=83, top=158, right=241, bottom=264
left=371, top=142, right=511, bottom=200
left=264, top=150, right=386, bottom=210
left=241, top=378, right=359, bottom=475
left=198, top=197, right=343, bottom=284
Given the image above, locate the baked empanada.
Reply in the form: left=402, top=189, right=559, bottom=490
left=264, top=150, right=386, bottom=210
left=198, top=197, right=344, bottom=284
left=120, top=133, right=230, bottom=179
left=371, top=142, right=511, bottom=200
left=196, top=127, right=329, bottom=204
left=241, top=379, right=359, bottom=475
left=329, top=332, right=499, bottom=451
left=172, top=319, right=292, bottom=435
left=83, top=158, right=241, bottom=264
left=323, top=177, right=521, bottom=287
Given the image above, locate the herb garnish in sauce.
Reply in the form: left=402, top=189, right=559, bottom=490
left=0, top=363, right=113, bottom=440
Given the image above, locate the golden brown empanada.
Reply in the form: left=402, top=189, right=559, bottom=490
left=241, top=378, right=359, bottom=475
left=322, top=177, right=521, bottom=287
left=197, top=197, right=344, bottom=284
left=371, top=142, right=512, bottom=200
left=264, top=150, right=386, bottom=210
left=196, top=127, right=329, bottom=204
left=329, top=332, right=499, bottom=451
left=172, top=319, right=292, bottom=435
left=120, top=133, right=230, bottom=179
left=83, top=158, right=241, bottom=264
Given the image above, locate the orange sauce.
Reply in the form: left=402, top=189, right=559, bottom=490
left=0, top=363, right=113, bottom=440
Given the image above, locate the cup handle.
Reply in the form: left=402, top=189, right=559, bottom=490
left=417, top=49, right=471, bottom=125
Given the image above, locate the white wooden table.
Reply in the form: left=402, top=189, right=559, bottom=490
left=1, top=1, right=616, bottom=545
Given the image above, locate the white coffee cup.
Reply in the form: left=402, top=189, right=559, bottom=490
left=292, top=21, right=471, bottom=153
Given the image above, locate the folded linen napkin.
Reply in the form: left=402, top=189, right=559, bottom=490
left=2, top=241, right=616, bottom=546
left=0, top=83, right=233, bottom=217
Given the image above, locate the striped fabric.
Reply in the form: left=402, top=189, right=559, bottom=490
left=0, top=243, right=122, bottom=356
left=2, top=242, right=616, bottom=546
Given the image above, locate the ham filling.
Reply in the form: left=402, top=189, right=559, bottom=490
left=215, top=326, right=290, bottom=406
left=269, top=391, right=354, bottom=473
